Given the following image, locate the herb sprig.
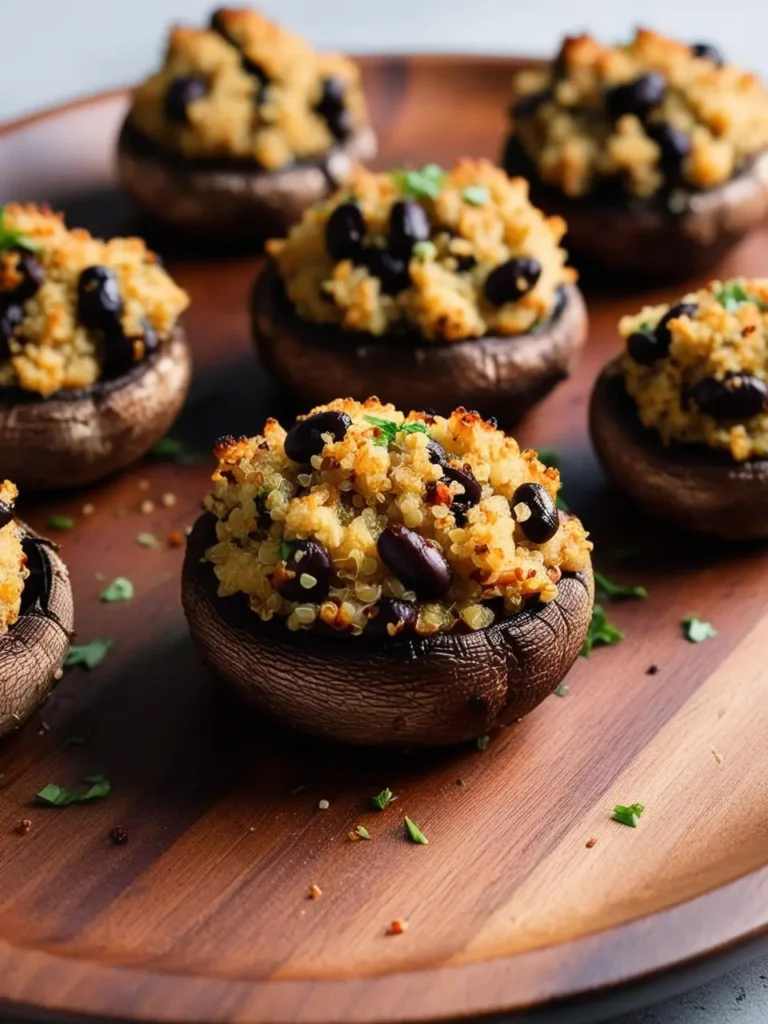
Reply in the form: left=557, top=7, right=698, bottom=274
left=461, top=185, right=490, bottom=206
left=371, top=787, right=396, bottom=810
left=594, top=571, right=647, bottom=601
left=65, top=639, right=112, bottom=670
left=404, top=816, right=429, bottom=844
left=364, top=415, right=428, bottom=448
left=0, top=206, right=40, bottom=254
left=37, top=774, right=111, bottom=807
left=100, top=577, right=134, bottom=602
left=612, top=802, right=645, bottom=828
left=581, top=604, right=623, bottom=656
left=391, top=164, right=446, bottom=200
left=682, top=615, right=717, bottom=643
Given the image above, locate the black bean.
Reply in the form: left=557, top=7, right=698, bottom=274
left=691, top=42, right=724, bottom=67
left=316, top=76, right=353, bottom=141
left=275, top=539, right=333, bottom=603
left=364, top=598, right=417, bottom=637
left=359, top=247, right=411, bottom=296
left=0, top=303, right=23, bottom=360
left=454, top=253, right=476, bottom=272
left=655, top=302, right=698, bottom=355
left=443, top=464, right=482, bottom=523
left=284, top=410, right=352, bottom=463
left=389, top=201, right=430, bottom=258
left=326, top=202, right=366, bottom=261
left=164, top=75, right=208, bottom=124
left=689, top=373, right=768, bottom=421
left=511, top=89, right=551, bottom=120
left=627, top=328, right=664, bottom=366
left=605, top=73, right=666, bottom=121
left=484, top=257, right=542, bottom=306
left=512, top=483, right=559, bottom=544
left=377, top=524, right=452, bottom=600
left=102, top=331, right=136, bottom=379
left=646, top=121, right=691, bottom=171
left=3, top=249, right=44, bottom=304
left=77, top=266, right=124, bottom=332
left=426, top=439, right=449, bottom=466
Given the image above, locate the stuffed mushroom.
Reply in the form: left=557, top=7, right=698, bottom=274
left=182, top=399, right=594, bottom=746
left=0, top=481, right=74, bottom=736
left=252, top=160, right=587, bottom=422
left=117, top=6, right=377, bottom=241
left=504, top=30, right=768, bottom=280
left=591, top=278, right=768, bottom=539
left=0, top=204, right=191, bottom=490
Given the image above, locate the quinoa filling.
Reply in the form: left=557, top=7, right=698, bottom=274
left=620, top=278, right=768, bottom=461
left=511, top=29, right=768, bottom=200
left=0, top=204, right=189, bottom=397
left=266, top=160, right=576, bottom=341
left=127, top=7, right=370, bottom=171
left=0, top=481, right=28, bottom=634
left=203, top=399, right=592, bottom=636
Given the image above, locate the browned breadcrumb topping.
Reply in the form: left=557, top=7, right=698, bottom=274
left=128, top=7, right=369, bottom=170
left=0, top=480, right=27, bottom=634
left=513, top=29, right=768, bottom=198
left=0, top=204, right=188, bottom=397
left=203, top=399, right=592, bottom=637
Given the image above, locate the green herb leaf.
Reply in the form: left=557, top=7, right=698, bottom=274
left=65, top=639, right=112, bottom=671
left=581, top=604, right=623, bottom=657
left=136, top=532, right=159, bottom=548
left=404, top=816, right=429, bottom=844
left=612, top=802, right=645, bottom=828
left=536, top=448, right=560, bottom=468
left=37, top=773, right=112, bottom=807
left=371, top=787, right=395, bottom=810
left=151, top=435, right=204, bottom=465
left=476, top=734, right=490, bottom=750
left=0, top=206, right=40, bottom=254
left=279, top=540, right=291, bottom=561
left=714, top=281, right=753, bottom=312
left=682, top=615, right=717, bottom=643
left=364, top=415, right=427, bottom=448
left=99, top=577, right=134, bottom=603
left=556, top=493, right=570, bottom=512
left=46, top=515, right=74, bottom=532
left=461, top=185, right=490, bottom=206
left=355, top=825, right=372, bottom=840
left=594, top=571, right=647, bottom=601
left=399, top=422, right=428, bottom=437
left=412, top=240, right=437, bottom=261
left=554, top=683, right=569, bottom=697
left=391, top=164, right=446, bottom=200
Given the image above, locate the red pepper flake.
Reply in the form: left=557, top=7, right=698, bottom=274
left=167, top=529, right=184, bottom=548
left=388, top=919, right=408, bottom=935
left=586, top=837, right=598, bottom=849
left=308, top=884, right=322, bottom=899
left=15, top=819, right=32, bottom=836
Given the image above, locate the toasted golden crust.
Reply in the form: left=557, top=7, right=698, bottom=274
left=0, top=481, right=27, bottom=634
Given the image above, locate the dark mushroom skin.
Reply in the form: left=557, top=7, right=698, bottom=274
left=117, top=119, right=378, bottom=243
left=251, top=261, right=588, bottom=424
left=0, top=521, right=74, bottom=736
left=0, top=327, right=191, bottom=491
left=182, top=512, right=594, bottom=747
left=590, top=358, right=768, bottom=540
left=502, top=136, right=768, bottom=281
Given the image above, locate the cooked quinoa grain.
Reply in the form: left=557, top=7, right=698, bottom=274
left=512, top=29, right=768, bottom=199
left=127, top=7, right=369, bottom=170
left=620, top=279, right=768, bottom=460
left=266, top=160, right=576, bottom=341
left=0, top=205, right=189, bottom=397
left=203, top=399, right=592, bottom=636
left=0, top=481, right=28, bottom=634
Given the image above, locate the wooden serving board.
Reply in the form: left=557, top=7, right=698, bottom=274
left=1, top=56, right=768, bottom=1024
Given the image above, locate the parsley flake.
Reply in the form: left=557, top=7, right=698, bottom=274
left=404, top=816, right=429, bottom=844
left=714, top=281, right=754, bottom=312
left=46, top=515, right=74, bottom=532
left=37, top=774, right=111, bottom=807
left=0, top=206, right=40, bottom=253
left=556, top=493, right=570, bottom=512
left=554, top=683, right=569, bottom=697
left=461, top=185, right=490, bottom=206
left=391, top=164, right=446, bottom=200
left=412, top=240, right=437, bottom=261
left=364, top=415, right=428, bottom=447
left=65, top=639, right=112, bottom=670
left=279, top=541, right=291, bottom=561
left=581, top=604, right=623, bottom=657
left=136, top=532, right=159, bottom=548
left=476, top=734, right=490, bottom=750
left=354, top=825, right=372, bottom=840
left=682, top=615, right=717, bottom=643
left=594, top=571, right=647, bottom=601
left=612, top=802, right=645, bottom=828
left=371, top=787, right=396, bottom=810
left=536, top=448, right=560, bottom=468
left=99, top=577, right=134, bottom=602
left=151, top=435, right=204, bottom=465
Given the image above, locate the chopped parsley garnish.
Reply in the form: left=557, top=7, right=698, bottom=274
left=364, top=415, right=428, bottom=447
left=554, top=683, right=569, bottom=697
left=391, top=164, right=446, bottom=200
left=279, top=541, right=291, bottom=561
left=404, top=816, right=429, bottom=844
left=412, top=240, right=437, bottom=261
left=682, top=615, right=717, bottom=643
left=151, top=435, right=204, bottom=465
left=354, top=825, right=372, bottom=840
left=0, top=206, right=40, bottom=253
left=612, top=802, right=645, bottom=828
left=46, top=515, right=74, bottom=532
left=555, top=493, right=570, bottom=512
left=714, top=281, right=756, bottom=312
left=594, top=571, right=647, bottom=601
left=136, top=532, right=159, bottom=548
left=461, top=185, right=490, bottom=206
left=99, top=577, right=134, bottom=602
left=536, top=448, right=560, bottom=468
left=65, top=639, right=112, bottom=670
left=476, top=734, right=490, bottom=750
left=37, top=774, right=111, bottom=806
left=581, top=604, right=623, bottom=657
left=371, top=787, right=396, bottom=810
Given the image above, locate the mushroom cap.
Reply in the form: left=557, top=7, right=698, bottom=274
left=251, top=261, right=588, bottom=424
left=0, top=327, right=191, bottom=491
left=116, top=119, right=378, bottom=242
left=503, top=136, right=768, bottom=281
left=0, top=521, right=74, bottom=737
left=590, top=358, right=768, bottom=540
left=182, top=512, right=594, bottom=747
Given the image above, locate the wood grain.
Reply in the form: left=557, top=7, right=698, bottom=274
left=0, top=56, right=767, bottom=1024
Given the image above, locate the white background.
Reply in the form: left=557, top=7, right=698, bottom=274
left=1, top=2, right=767, bottom=1022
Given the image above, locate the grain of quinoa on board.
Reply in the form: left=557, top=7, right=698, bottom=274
left=127, top=7, right=369, bottom=169
left=0, top=205, right=189, bottom=397
left=0, top=481, right=28, bottom=634
left=203, top=399, right=592, bottom=636
left=620, top=279, right=768, bottom=460
left=512, top=29, right=768, bottom=199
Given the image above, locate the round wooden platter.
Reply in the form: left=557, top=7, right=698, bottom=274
left=1, top=55, right=768, bottom=1024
